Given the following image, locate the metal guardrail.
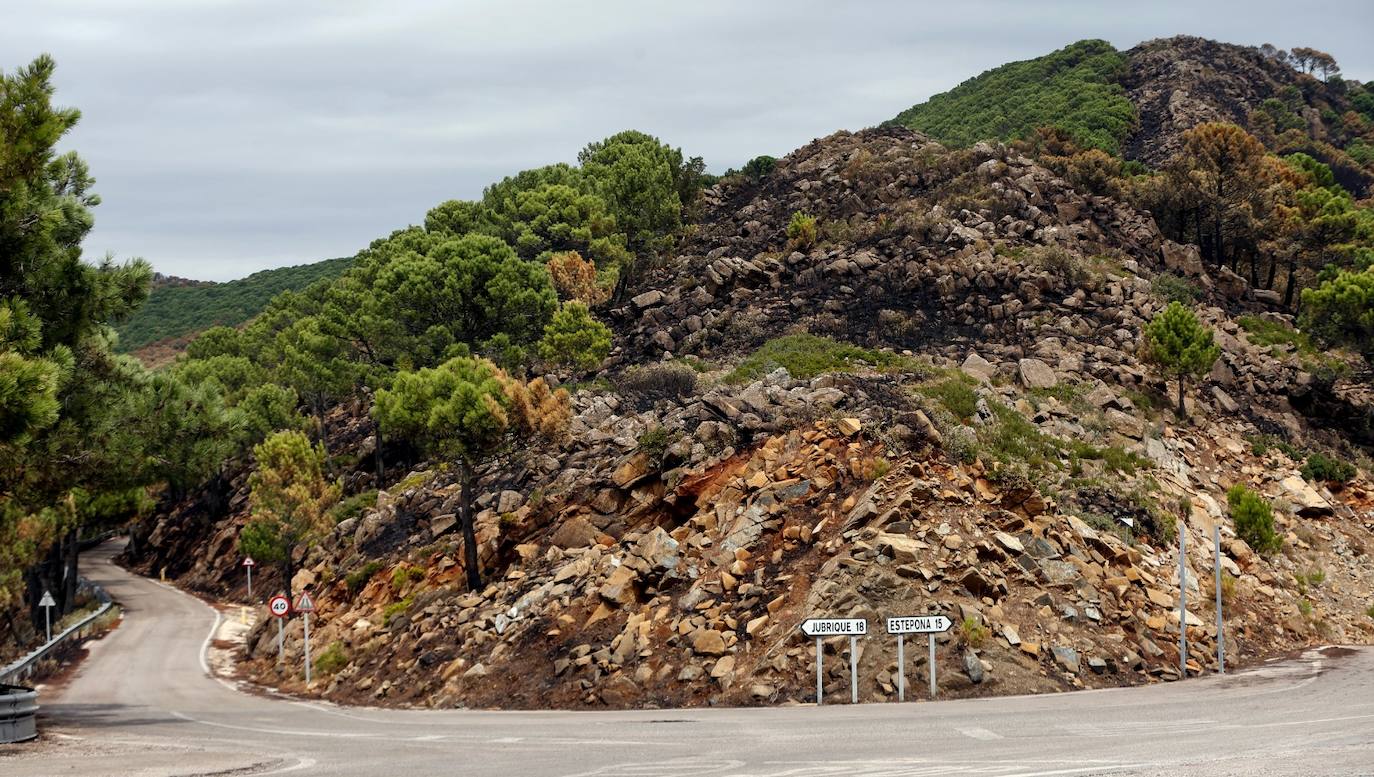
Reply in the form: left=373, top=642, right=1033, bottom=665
left=0, top=579, right=114, bottom=686
left=0, top=684, right=39, bottom=743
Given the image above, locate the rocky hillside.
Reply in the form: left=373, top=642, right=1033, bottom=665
left=891, top=35, right=1373, bottom=196
left=125, top=127, right=1374, bottom=709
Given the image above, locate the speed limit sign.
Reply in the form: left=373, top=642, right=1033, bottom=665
left=268, top=595, right=291, bottom=618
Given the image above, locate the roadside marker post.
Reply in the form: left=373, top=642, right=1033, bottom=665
left=38, top=591, right=56, bottom=642
left=242, top=556, right=257, bottom=599
left=1214, top=523, right=1224, bottom=674
left=268, top=594, right=291, bottom=665
left=800, top=618, right=867, bottom=705
left=1178, top=524, right=1187, bottom=676
left=886, top=615, right=952, bottom=701
left=295, top=591, right=316, bottom=685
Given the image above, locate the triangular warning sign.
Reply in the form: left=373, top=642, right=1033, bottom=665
left=295, top=591, right=316, bottom=612
left=39, top=591, right=56, bottom=607
left=242, top=556, right=257, bottom=567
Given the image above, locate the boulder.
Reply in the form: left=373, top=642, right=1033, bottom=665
left=1017, top=358, right=1058, bottom=389
left=960, top=352, right=997, bottom=382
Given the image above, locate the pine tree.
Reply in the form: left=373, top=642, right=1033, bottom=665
left=1142, top=302, right=1221, bottom=418
left=241, top=430, right=340, bottom=600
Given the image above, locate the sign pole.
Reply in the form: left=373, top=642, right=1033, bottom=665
left=277, top=617, right=284, bottom=664
left=896, top=634, right=905, bottom=702
left=815, top=636, right=823, bottom=706
left=1178, top=525, right=1187, bottom=676
left=849, top=635, right=858, bottom=704
left=303, top=611, right=312, bottom=686
left=1214, top=523, right=1224, bottom=674
left=39, top=591, right=55, bottom=642
left=928, top=633, right=936, bottom=699
left=246, top=565, right=253, bottom=598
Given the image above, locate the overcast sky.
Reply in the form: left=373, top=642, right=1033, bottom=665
left=5, top=0, right=1372, bottom=281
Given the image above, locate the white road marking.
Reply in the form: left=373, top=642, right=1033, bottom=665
left=957, top=726, right=1003, bottom=740
left=255, top=756, right=319, bottom=775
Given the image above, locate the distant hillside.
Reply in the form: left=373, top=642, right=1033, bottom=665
left=889, top=36, right=1374, bottom=194
left=116, top=257, right=353, bottom=355
left=887, top=39, right=1138, bottom=153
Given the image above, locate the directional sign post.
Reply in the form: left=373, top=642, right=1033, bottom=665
left=1214, top=524, right=1224, bottom=675
left=886, top=615, right=952, bottom=701
left=268, top=595, right=291, bottom=664
left=295, top=590, right=316, bottom=685
left=1178, top=525, right=1188, bottom=677
left=39, top=591, right=56, bottom=642
left=800, top=618, right=866, bottom=705
left=242, top=556, right=257, bottom=599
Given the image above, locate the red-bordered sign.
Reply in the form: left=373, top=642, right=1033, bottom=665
left=268, top=595, right=291, bottom=618
left=294, top=591, right=316, bottom=613
left=242, top=556, right=257, bottom=568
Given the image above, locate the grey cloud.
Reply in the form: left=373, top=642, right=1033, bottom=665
left=4, top=0, right=1371, bottom=280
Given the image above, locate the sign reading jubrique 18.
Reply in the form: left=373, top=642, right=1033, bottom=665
left=800, top=618, right=867, bottom=636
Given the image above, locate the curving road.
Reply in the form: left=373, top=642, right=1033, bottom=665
left=4, top=541, right=1374, bottom=776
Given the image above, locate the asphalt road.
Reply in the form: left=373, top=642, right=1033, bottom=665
left=3, top=542, right=1373, bottom=777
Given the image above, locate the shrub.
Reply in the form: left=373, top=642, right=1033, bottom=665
left=1301, top=452, right=1356, bottom=484
left=917, top=375, right=979, bottom=421
left=314, top=641, right=349, bottom=675
left=637, top=426, right=673, bottom=459
left=345, top=561, right=384, bottom=593
left=329, top=489, right=379, bottom=525
left=390, top=564, right=424, bottom=594
left=958, top=617, right=989, bottom=648
left=1151, top=273, right=1201, bottom=304
left=546, top=250, right=609, bottom=306
left=786, top=211, right=818, bottom=249
left=1228, top=484, right=1281, bottom=555
left=382, top=596, right=414, bottom=627
left=615, top=363, right=698, bottom=402
left=724, top=334, right=912, bottom=385
left=1031, top=246, right=1089, bottom=287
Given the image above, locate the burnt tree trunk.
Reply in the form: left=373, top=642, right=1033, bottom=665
left=459, top=461, right=481, bottom=592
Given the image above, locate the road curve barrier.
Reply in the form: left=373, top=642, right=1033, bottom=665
left=0, top=576, right=115, bottom=742
left=0, top=684, right=38, bottom=743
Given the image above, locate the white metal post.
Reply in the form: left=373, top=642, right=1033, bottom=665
left=1178, top=525, right=1187, bottom=676
left=276, top=617, right=284, bottom=664
left=1214, top=524, right=1224, bottom=674
left=815, top=636, right=823, bottom=705
left=897, top=634, right=905, bottom=702
left=849, top=635, right=858, bottom=704
left=303, top=612, right=312, bottom=686
left=246, top=565, right=253, bottom=599
left=44, top=606, right=51, bottom=643
left=928, top=633, right=936, bottom=698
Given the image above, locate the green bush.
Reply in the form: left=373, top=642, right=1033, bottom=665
left=786, top=211, right=818, bottom=249
left=1228, top=484, right=1281, bottom=555
left=345, top=561, right=383, bottom=593
left=1301, top=452, right=1356, bottom=484
left=314, top=641, right=349, bottom=675
left=1237, top=315, right=1319, bottom=355
left=637, top=426, right=673, bottom=459
left=382, top=596, right=414, bottom=627
left=724, top=334, right=913, bottom=385
left=329, top=489, right=378, bottom=525
left=1151, top=273, right=1201, bottom=304
left=917, top=375, right=979, bottom=421
left=958, top=617, right=989, bottom=648
left=390, top=564, right=424, bottom=593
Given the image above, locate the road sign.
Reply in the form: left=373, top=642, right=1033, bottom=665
left=801, top=618, right=866, bottom=705
left=886, top=615, right=952, bottom=634
left=886, top=615, right=952, bottom=702
left=800, top=618, right=866, bottom=636
left=38, top=591, right=55, bottom=642
left=296, top=591, right=316, bottom=685
left=243, top=557, right=256, bottom=598
left=269, top=595, right=291, bottom=618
